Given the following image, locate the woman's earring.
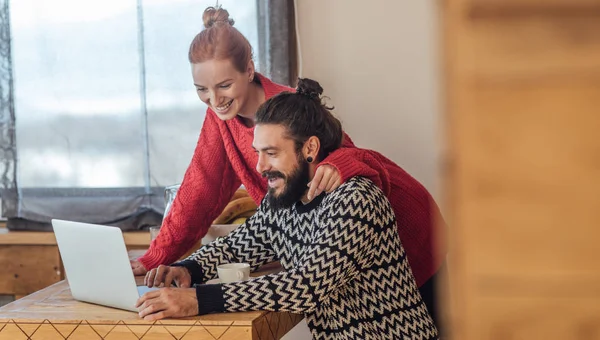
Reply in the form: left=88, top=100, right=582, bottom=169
left=307, top=156, right=313, bottom=163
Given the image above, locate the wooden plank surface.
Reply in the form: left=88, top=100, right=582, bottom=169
left=0, top=260, right=294, bottom=327
left=443, top=0, right=600, bottom=338
left=468, top=0, right=600, bottom=18
left=0, top=280, right=301, bottom=340
left=0, top=321, right=262, bottom=340
left=0, top=229, right=151, bottom=246
left=0, top=280, right=269, bottom=326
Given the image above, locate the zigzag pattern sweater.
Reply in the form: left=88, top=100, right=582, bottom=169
left=177, top=177, right=438, bottom=339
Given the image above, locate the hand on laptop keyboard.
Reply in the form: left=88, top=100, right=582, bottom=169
left=144, top=265, right=192, bottom=288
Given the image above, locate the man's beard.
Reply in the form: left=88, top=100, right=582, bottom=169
left=263, top=156, right=310, bottom=210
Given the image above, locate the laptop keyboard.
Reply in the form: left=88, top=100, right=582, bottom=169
left=137, top=286, right=159, bottom=295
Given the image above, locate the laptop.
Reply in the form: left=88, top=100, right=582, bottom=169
left=52, top=219, right=158, bottom=312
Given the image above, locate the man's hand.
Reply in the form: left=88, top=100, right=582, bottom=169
left=145, top=265, right=192, bottom=288
left=307, top=164, right=342, bottom=200
left=131, top=260, right=148, bottom=276
left=135, top=288, right=198, bottom=321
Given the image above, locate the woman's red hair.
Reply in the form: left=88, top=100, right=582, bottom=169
left=188, top=6, right=253, bottom=73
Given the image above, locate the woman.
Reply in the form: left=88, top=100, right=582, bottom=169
left=132, top=6, right=444, bottom=326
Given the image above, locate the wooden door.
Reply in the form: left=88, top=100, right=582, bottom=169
left=442, top=0, right=600, bottom=338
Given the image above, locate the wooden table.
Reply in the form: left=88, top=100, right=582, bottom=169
left=0, top=263, right=302, bottom=340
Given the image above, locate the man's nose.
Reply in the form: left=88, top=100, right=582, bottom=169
left=256, top=154, right=269, bottom=174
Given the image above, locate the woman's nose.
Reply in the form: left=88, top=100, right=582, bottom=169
left=209, top=91, right=219, bottom=106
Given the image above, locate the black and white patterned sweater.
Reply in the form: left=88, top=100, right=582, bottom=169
left=176, top=177, right=438, bottom=340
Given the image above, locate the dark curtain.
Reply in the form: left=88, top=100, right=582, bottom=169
left=0, top=0, right=18, bottom=227
left=257, top=0, right=298, bottom=87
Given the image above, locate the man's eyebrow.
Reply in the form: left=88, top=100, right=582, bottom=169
left=252, top=145, right=278, bottom=151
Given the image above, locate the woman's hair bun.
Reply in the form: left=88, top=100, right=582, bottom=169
left=203, top=6, right=235, bottom=29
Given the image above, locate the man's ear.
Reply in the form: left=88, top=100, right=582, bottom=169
left=303, top=136, right=320, bottom=162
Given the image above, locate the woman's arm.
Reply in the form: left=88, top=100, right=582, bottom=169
left=309, top=132, right=391, bottom=199
left=138, top=112, right=242, bottom=270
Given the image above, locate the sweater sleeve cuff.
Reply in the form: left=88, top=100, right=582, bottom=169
left=171, top=260, right=204, bottom=284
left=321, top=148, right=370, bottom=182
left=137, top=247, right=168, bottom=271
left=195, top=284, right=226, bottom=315
left=320, top=156, right=358, bottom=182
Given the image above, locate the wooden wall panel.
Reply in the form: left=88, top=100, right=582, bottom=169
left=473, top=297, right=600, bottom=339
left=468, top=0, right=600, bottom=15
left=470, top=0, right=600, bottom=5
left=468, top=16, right=600, bottom=82
left=460, top=84, right=600, bottom=277
left=443, top=0, right=600, bottom=338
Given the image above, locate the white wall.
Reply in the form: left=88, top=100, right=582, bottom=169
left=295, top=0, right=441, bottom=199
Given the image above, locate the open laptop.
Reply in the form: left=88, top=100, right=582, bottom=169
left=52, top=219, right=158, bottom=312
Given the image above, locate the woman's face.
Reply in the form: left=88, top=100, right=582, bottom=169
left=191, top=59, right=254, bottom=121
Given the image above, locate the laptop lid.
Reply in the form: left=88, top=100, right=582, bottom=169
left=52, top=219, right=144, bottom=312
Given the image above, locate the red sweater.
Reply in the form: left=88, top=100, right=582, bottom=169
left=139, top=74, right=444, bottom=286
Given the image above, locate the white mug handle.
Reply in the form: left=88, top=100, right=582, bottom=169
left=236, top=271, right=245, bottom=281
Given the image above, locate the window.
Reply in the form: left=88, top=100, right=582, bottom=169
left=0, top=0, right=294, bottom=230
left=12, top=0, right=258, bottom=188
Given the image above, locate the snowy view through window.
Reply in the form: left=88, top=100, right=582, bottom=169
left=11, top=0, right=258, bottom=188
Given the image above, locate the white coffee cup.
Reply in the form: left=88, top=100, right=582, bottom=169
left=217, top=263, right=250, bottom=283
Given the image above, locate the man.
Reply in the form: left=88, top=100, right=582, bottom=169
left=136, top=78, right=439, bottom=339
